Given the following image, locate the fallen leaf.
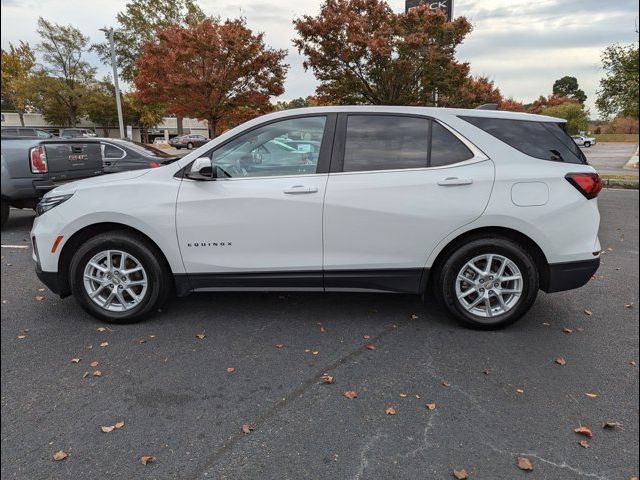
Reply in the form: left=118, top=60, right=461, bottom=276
left=52, top=450, right=68, bottom=461
left=320, top=326, right=326, bottom=333
left=114, top=421, right=125, bottom=429
left=140, top=455, right=155, bottom=465
left=410, top=314, right=419, bottom=320
left=365, top=344, right=377, bottom=350
left=321, top=373, right=334, bottom=384
left=89, top=361, right=99, bottom=367
left=97, top=327, right=107, bottom=332
left=195, top=333, right=205, bottom=340
left=82, top=371, right=90, bottom=378
left=631, top=361, right=637, bottom=366
left=578, top=440, right=590, bottom=449
left=583, top=309, right=593, bottom=316
left=275, top=344, right=284, bottom=349
left=312, top=351, right=319, bottom=355
left=343, top=391, right=358, bottom=399
left=304, top=349, right=311, bottom=353
left=385, top=407, right=397, bottom=415
left=100, top=342, right=109, bottom=347
left=555, top=357, right=567, bottom=366
left=453, top=469, right=468, bottom=479
left=441, top=381, right=451, bottom=387
left=563, top=328, right=574, bottom=334
left=101, top=425, right=115, bottom=433
left=35, top=296, right=44, bottom=301
left=138, top=339, right=147, bottom=344
left=542, top=322, right=551, bottom=326
left=241, top=424, right=253, bottom=434
left=71, top=358, right=81, bottom=364
left=585, top=392, right=598, bottom=398
left=516, top=389, right=524, bottom=394
left=399, top=393, right=407, bottom=398
left=363, top=335, right=371, bottom=339
left=625, top=303, right=634, bottom=309
left=226, top=367, right=235, bottom=373
left=17, top=335, right=26, bottom=339
left=483, top=369, right=491, bottom=375
left=603, top=421, right=623, bottom=430
left=574, top=426, right=593, bottom=438
left=517, top=456, right=534, bottom=471
left=425, top=403, right=437, bottom=411
left=92, top=370, right=102, bottom=377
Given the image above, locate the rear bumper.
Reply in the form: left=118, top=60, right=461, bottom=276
left=542, top=258, right=600, bottom=293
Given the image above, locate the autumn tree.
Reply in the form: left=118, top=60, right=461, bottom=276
left=552, top=76, right=587, bottom=104
left=293, top=0, right=472, bottom=106
left=498, top=98, right=527, bottom=112
left=1, top=41, right=36, bottom=126
left=526, top=94, right=578, bottom=115
left=134, top=18, right=288, bottom=137
left=596, top=41, right=639, bottom=119
left=33, top=17, right=96, bottom=126
left=446, top=76, right=503, bottom=108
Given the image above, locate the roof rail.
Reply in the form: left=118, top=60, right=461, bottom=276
left=476, top=104, right=499, bottom=110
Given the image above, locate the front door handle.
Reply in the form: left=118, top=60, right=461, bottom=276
left=283, top=185, right=319, bottom=194
left=437, top=177, right=474, bottom=186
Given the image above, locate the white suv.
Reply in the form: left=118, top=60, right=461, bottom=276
left=31, top=107, right=602, bottom=328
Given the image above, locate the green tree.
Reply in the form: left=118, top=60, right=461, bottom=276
left=542, top=102, right=589, bottom=135
left=1, top=41, right=36, bottom=125
left=293, top=0, right=472, bottom=106
left=275, top=97, right=310, bottom=110
left=596, top=41, right=639, bottom=119
left=93, top=0, right=206, bottom=83
left=552, top=76, right=587, bottom=104
left=33, top=17, right=96, bottom=126
left=85, top=77, right=138, bottom=135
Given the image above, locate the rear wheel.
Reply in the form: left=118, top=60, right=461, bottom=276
left=583, top=141, right=591, bottom=147
left=187, top=142, right=194, bottom=150
left=1, top=199, right=9, bottom=228
left=435, top=236, right=539, bottom=329
left=69, top=231, right=170, bottom=323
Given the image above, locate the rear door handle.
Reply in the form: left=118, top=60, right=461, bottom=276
left=437, top=177, right=474, bottom=186
left=283, top=185, right=319, bottom=194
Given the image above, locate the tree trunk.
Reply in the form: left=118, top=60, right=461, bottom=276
left=18, top=112, right=25, bottom=127
left=177, top=115, right=184, bottom=135
left=208, top=117, right=217, bottom=139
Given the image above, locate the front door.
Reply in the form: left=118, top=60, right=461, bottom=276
left=322, top=114, right=495, bottom=293
left=176, top=115, right=335, bottom=289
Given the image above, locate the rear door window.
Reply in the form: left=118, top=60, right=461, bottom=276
left=460, top=116, right=587, bottom=164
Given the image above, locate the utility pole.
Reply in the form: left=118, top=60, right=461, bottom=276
left=100, top=27, right=125, bottom=139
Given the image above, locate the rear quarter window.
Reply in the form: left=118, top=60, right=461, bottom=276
left=460, top=116, right=587, bottom=165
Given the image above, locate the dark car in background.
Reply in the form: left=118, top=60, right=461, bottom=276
left=169, top=134, right=208, bottom=150
left=1, top=127, right=53, bottom=138
left=100, top=138, right=179, bottom=173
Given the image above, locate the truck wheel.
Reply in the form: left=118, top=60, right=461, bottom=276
left=435, top=236, right=539, bottom=329
left=69, top=231, right=171, bottom=323
left=1, top=199, right=9, bottom=229
left=583, top=141, right=591, bottom=148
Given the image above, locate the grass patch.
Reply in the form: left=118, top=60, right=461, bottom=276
left=593, top=134, right=639, bottom=143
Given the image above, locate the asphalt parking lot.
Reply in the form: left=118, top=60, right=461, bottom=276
left=583, top=143, right=638, bottom=177
left=1, top=189, right=638, bottom=480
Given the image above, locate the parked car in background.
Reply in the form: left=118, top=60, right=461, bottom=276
left=1, top=137, right=103, bottom=227
left=31, top=106, right=601, bottom=329
left=169, top=134, right=208, bottom=150
left=572, top=135, right=597, bottom=147
left=100, top=139, right=179, bottom=173
left=60, top=128, right=97, bottom=139
left=1, top=127, right=53, bottom=138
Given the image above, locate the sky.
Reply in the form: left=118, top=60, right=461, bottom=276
left=1, top=0, right=639, bottom=116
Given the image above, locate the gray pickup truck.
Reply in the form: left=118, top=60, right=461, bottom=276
left=1, top=137, right=103, bottom=227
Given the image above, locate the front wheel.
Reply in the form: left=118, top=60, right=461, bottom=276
left=435, top=236, right=539, bottom=329
left=583, top=141, right=591, bottom=148
left=69, top=231, right=171, bottom=323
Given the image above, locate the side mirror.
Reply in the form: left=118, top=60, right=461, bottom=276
left=186, top=157, right=214, bottom=181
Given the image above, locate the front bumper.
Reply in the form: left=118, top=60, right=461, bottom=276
left=542, top=258, right=600, bottom=293
left=35, top=264, right=69, bottom=297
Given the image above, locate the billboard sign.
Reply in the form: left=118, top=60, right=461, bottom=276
left=405, top=0, right=453, bottom=21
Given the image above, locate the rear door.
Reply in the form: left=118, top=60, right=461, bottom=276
left=43, top=141, right=104, bottom=181
left=322, top=114, right=495, bottom=293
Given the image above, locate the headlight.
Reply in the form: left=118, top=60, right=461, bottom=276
left=35, top=193, right=74, bottom=217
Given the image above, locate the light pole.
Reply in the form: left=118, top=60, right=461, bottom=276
left=99, top=27, right=125, bottom=139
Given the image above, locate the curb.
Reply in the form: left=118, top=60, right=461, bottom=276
left=603, top=178, right=639, bottom=190
left=623, top=147, right=639, bottom=170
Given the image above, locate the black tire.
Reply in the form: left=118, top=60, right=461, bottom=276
left=583, top=141, right=591, bottom=148
left=1, top=199, right=9, bottom=229
left=434, top=236, right=539, bottom=329
left=69, top=231, right=171, bottom=323
left=187, top=142, right=194, bottom=150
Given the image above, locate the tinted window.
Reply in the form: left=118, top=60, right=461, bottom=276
left=460, top=116, right=587, bottom=164
left=103, top=144, right=125, bottom=159
left=210, top=116, right=326, bottom=178
left=19, top=128, right=36, bottom=136
left=1, top=128, right=18, bottom=136
left=343, top=116, right=430, bottom=172
left=430, top=122, right=474, bottom=167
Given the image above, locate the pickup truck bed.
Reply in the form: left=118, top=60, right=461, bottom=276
left=1, top=137, right=103, bottom=227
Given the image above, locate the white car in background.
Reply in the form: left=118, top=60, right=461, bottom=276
left=572, top=135, right=597, bottom=148
left=31, top=106, right=602, bottom=329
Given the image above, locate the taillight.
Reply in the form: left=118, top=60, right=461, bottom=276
left=149, top=161, right=160, bottom=168
left=30, top=145, right=48, bottom=174
left=565, top=173, right=603, bottom=199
